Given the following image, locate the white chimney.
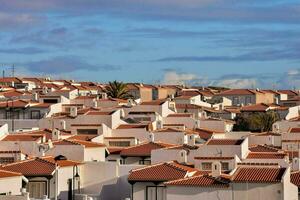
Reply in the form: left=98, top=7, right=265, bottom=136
left=178, top=150, right=187, bottom=164
left=194, top=120, right=200, bottom=129
left=211, top=161, right=222, bottom=177
left=60, top=120, right=66, bottom=130
left=32, top=93, right=38, bottom=101
left=149, top=133, right=155, bottom=142
left=42, top=86, right=48, bottom=94
left=187, top=134, right=196, bottom=146
left=52, top=129, right=61, bottom=141
left=93, top=100, right=98, bottom=108
left=11, top=81, right=15, bottom=87
left=156, top=120, right=162, bottom=129
left=70, top=106, right=78, bottom=117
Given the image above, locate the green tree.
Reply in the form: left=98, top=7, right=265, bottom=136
left=234, top=111, right=279, bottom=132
left=104, top=81, right=132, bottom=99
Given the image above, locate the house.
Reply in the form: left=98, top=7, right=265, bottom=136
left=1, top=156, right=82, bottom=199
left=0, top=169, right=25, bottom=195
left=214, top=89, right=274, bottom=106
left=120, top=141, right=175, bottom=165
left=128, top=161, right=198, bottom=200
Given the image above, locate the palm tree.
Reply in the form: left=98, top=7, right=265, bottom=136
left=104, top=81, right=132, bottom=99
left=251, top=111, right=279, bottom=132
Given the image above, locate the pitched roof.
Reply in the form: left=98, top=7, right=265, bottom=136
left=291, top=171, right=300, bottom=187
left=240, top=103, right=270, bottom=112
left=232, top=167, right=286, bottom=183
left=53, top=139, right=105, bottom=148
left=216, top=89, right=261, bottom=96
left=120, top=142, right=175, bottom=157
left=128, top=161, right=197, bottom=182
left=206, top=139, right=244, bottom=145
left=1, top=134, right=44, bottom=142
left=116, top=124, right=149, bottom=129
left=1, top=156, right=81, bottom=176
left=140, top=99, right=167, bottom=106
left=0, top=169, right=22, bottom=178
left=246, top=152, right=287, bottom=159
left=289, top=128, right=300, bottom=133
left=165, top=174, right=230, bottom=187
left=249, top=145, right=280, bottom=153
left=167, top=113, right=193, bottom=118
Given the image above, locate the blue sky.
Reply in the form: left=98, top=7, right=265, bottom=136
left=0, top=0, right=300, bottom=88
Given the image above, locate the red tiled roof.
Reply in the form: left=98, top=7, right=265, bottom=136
left=291, top=171, right=300, bottom=187
left=67, top=134, right=98, bottom=141
left=232, top=167, right=286, bottom=183
left=206, top=139, right=244, bottom=145
left=1, top=134, right=44, bottom=142
left=0, top=169, right=22, bottom=178
left=116, top=124, right=149, bottom=129
left=289, top=128, right=300, bottom=133
left=53, top=139, right=105, bottom=148
left=128, top=161, right=197, bottom=182
left=120, top=142, right=175, bottom=157
left=140, top=99, right=167, bottom=106
left=216, top=89, right=260, bottom=96
left=249, top=145, right=280, bottom=153
left=165, top=174, right=230, bottom=187
left=246, top=152, right=287, bottom=159
left=240, top=103, right=269, bottom=112
left=1, top=156, right=81, bottom=176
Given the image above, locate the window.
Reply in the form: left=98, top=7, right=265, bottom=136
left=43, top=99, right=58, bottom=103
left=0, top=157, right=15, bottom=164
left=27, top=182, right=47, bottom=199
left=233, top=97, right=239, bottom=105
left=77, top=129, right=98, bottom=135
left=221, top=162, right=229, bottom=170
left=201, top=162, right=212, bottom=170
left=31, top=110, right=41, bottom=119
left=146, top=186, right=166, bottom=200
left=6, top=111, right=19, bottom=119
left=139, top=159, right=151, bottom=165
left=108, top=141, right=130, bottom=147
left=245, top=96, right=252, bottom=105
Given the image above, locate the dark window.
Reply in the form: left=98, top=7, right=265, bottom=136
left=108, top=141, right=130, bottom=147
left=31, top=111, right=41, bottom=119
left=6, top=111, right=19, bottom=119
left=77, top=129, right=98, bottom=135
left=43, top=99, right=58, bottom=103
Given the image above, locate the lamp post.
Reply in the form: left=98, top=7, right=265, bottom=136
left=73, top=164, right=80, bottom=200
left=54, top=155, right=67, bottom=200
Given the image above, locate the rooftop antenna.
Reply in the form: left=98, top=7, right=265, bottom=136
left=12, top=64, right=15, bottom=77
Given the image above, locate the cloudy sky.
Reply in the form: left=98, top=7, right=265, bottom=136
left=1, top=0, right=300, bottom=88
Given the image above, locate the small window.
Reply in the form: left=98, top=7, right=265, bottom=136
left=201, top=162, right=212, bottom=170
left=221, top=162, right=229, bottom=170
left=31, top=111, right=41, bottom=119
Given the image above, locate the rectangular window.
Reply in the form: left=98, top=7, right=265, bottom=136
left=0, top=157, right=15, bottom=164
left=201, top=162, right=212, bottom=170
left=31, top=110, right=41, bottom=119
left=108, top=141, right=130, bottom=147
left=77, top=129, right=98, bottom=135
left=146, top=186, right=166, bottom=200
left=221, top=162, right=229, bottom=170
left=6, top=111, right=19, bottom=119
left=27, top=182, right=47, bottom=199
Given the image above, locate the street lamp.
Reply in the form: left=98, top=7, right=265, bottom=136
left=73, top=165, right=80, bottom=200
left=54, top=155, right=67, bottom=200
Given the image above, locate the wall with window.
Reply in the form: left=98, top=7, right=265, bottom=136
left=0, top=176, right=22, bottom=195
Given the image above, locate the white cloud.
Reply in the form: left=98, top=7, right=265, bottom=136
left=215, top=78, right=258, bottom=89
left=163, top=71, right=198, bottom=85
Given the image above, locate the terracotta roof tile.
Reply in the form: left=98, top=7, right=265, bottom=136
left=53, top=139, right=106, bottom=148
left=167, top=113, right=193, bottom=118
left=249, top=145, right=280, bottom=153
left=128, top=161, right=197, bottom=182
left=1, top=134, right=44, bottom=142
left=206, top=139, right=244, bottom=145
left=0, top=169, right=22, bottom=178
left=165, top=174, right=230, bottom=187
left=291, top=171, right=300, bottom=187
left=232, top=167, right=286, bottom=183
left=116, top=124, right=149, bottom=129
left=246, top=152, right=287, bottom=159
left=120, top=142, right=175, bottom=157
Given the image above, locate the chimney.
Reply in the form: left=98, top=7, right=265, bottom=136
left=194, top=120, right=200, bottom=129
left=178, top=150, right=187, bottom=164
left=93, top=99, right=98, bottom=108
left=32, top=93, right=39, bottom=101
left=211, top=161, right=222, bottom=177
left=43, top=86, right=48, bottom=94
left=60, top=120, right=66, bottom=130
left=11, top=81, right=15, bottom=87
left=52, top=129, right=61, bottom=141
left=156, top=120, right=162, bottom=129
left=187, top=135, right=196, bottom=146
left=70, top=107, right=78, bottom=117
left=149, top=133, right=155, bottom=142
left=101, top=92, right=107, bottom=99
